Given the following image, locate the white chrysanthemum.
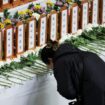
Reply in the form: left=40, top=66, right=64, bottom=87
left=32, top=13, right=40, bottom=21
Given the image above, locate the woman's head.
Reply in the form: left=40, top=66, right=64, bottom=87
left=40, top=40, right=59, bottom=66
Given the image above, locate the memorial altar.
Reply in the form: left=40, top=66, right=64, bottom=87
left=0, top=0, right=105, bottom=105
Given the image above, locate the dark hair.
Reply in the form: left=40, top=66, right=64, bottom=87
left=40, top=40, right=59, bottom=64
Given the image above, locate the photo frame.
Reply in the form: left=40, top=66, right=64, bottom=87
left=38, top=14, right=47, bottom=46
left=49, top=10, right=58, bottom=41
left=70, top=3, right=79, bottom=34
left=26, top=18, right=36, bottom=50
left=80, top=0, right=89, bottom=29
left=4, top=25, right=14, bottom=59
left=91, top=0, right=99, bottom=25
left=60, top=6, right=68, bottom=38
left=0, top=0, right=12, bottom=10
left=15, top=21, right=25, bottom=55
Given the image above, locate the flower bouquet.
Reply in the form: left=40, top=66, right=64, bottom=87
left=46, top=0, right=54, bottom=13
left=53, top=1, right=62, bottom=11
left=0, top=52, right=51, bottom=88
left=64, top=26, right=105, bottom=57
left=33, top=4, right=46, bottom=14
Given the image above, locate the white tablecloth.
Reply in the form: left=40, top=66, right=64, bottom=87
left=0, top=73, right=69, bottom=105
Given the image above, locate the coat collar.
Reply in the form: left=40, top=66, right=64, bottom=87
left=53, top=43, right=81, bottom=62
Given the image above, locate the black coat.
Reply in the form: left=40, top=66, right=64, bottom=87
left=53, top=43, right=105, bottom=105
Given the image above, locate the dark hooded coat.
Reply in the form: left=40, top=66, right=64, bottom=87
left=53, top=43, right=105, bottom=105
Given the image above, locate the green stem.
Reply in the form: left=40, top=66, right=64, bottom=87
left=0, top=80, right=12, bottom=85
left=14, top=70, right=32, bottom=79
left=0, top=83, right=11, bottom=88
left=3, top=73, right=26, bottom=82
left=10, top=72, right=28, bottom=80
left=34, top=61, right=47, bottom=67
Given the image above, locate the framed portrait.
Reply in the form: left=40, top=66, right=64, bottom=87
left=70, top=3, right=79, bottom=34
left=26, top=18, right=36, bottom=50
left=80, top=0, right=89, bottom=29
left=91, top=0, right=99, bottom=25
left=4, top=25, right=14, bottom=59
left=60, top=6, right=68, bottom=38
left=15, top=21, right=25, bottom=55
left=49, top=10, right=58, bottom=41
left=38, top=14, right=47, bottom=46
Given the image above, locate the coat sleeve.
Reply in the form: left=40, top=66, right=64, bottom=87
left=53, top=58, right=77, bottom=100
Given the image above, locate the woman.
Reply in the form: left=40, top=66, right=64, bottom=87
left=40, top=40, right=105, bottom=105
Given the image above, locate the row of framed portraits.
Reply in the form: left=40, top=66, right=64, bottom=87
left=0, top=0, right=35, bottom=10
left=0, top=0, right=105, bottom=60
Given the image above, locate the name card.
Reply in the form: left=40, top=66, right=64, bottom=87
left=70, top=4, right=78, bottom=33
left=60, top=7, right=68, bottom=38
left=49, top=11, right=58, bottom=41
left=81, top=1, right=89, bottom=29
left=4, top=26, right=13, bottom=59
left=92, top=0, right=99, bottom=25
left=102, top=0, right=105, bottom=23
left=26, top=18, right=36, bottom=50
left=0, top=31, right=2, bottom=60
left=16, top=22, right=25, bottom=54
left=38, top=15, right=47, bottom=46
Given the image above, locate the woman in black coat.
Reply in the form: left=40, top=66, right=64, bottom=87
left=40, top=40, right=105, bottom=105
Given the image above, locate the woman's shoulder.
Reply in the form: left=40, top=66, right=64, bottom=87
left=80, top=51, right=98, bottom=58
left=81, top=51, right=105, bottom=65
